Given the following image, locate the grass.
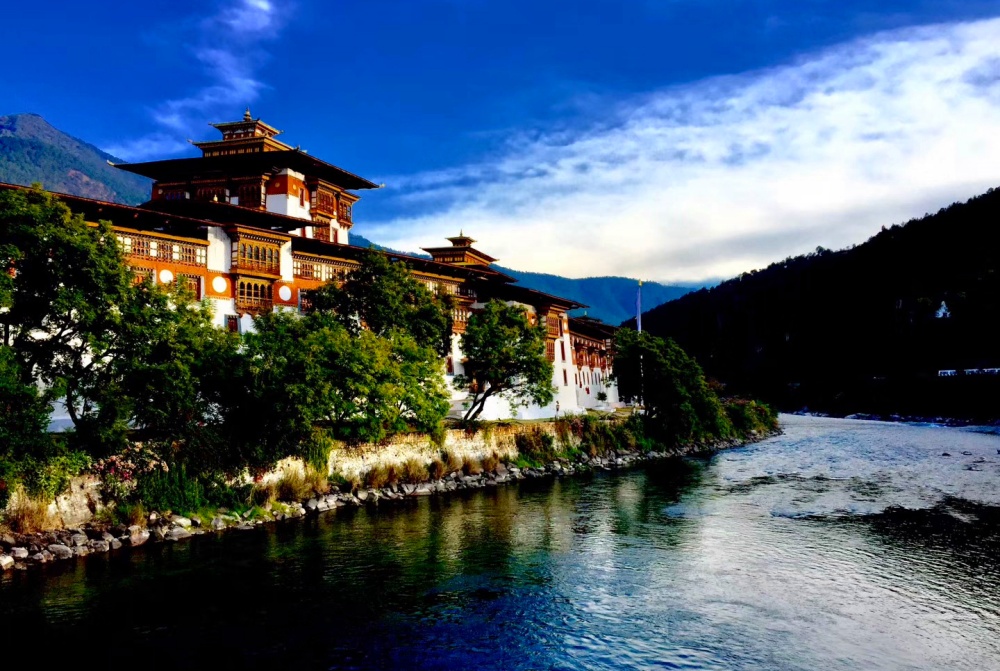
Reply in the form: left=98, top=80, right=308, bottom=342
left=481, top=451, right=500, bottom=473
left=3, top=493, right=52, bottom=533
left=442, top=450, right=463, bottom=474
left=462, top=456, right=483, bottom=476
left=400, top=458, right=429, bottom=484
left=270, top=466, right=330, bottom=502
left=428, top=458, right=447, bottom=480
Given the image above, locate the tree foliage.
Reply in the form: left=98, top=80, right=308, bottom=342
left=632, top=187, right=1000, bottom=419
left=456, top=300, right=554, bottom=421
left=613, top=328, right=728, bottom=443
left=309, top=248, right=453, bottom=356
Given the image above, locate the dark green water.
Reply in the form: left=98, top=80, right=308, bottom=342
left=3, top=415, right=1000, bottom=670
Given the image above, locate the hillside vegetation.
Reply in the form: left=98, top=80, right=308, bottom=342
left=632, top=187, right=1000, bottom=420
left=0, top=113, right=151, bottom=205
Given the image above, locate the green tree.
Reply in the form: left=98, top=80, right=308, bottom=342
left=456, top=300, right=554, bottom=421
left=613, top=328, right=729, bottom=443
left=310, top=248, right=453, bottom=355
left=0, top=186, right=141, bottom=454
left=0, top=187, right=237, bottom=459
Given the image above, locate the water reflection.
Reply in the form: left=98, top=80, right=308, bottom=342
left=3, top=416, right=1000, bottom=670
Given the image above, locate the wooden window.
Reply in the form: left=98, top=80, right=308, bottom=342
left=560, top=341, right=566, bottom=361
left=226, top=315, right=239, bottom=333
left=563, top=370, right=568, bottom=386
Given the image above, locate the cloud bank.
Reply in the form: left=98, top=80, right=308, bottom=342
left=106, top=0, right=281, bottom=161
left=368, top=17, right=1000, bottom=283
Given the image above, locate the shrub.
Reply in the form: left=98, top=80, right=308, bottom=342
left=442, top=450, right=463, bottom=474
left=400, top=458, right=430, bottom=484
left=481, top=451, right=500, bottom=473
left=4, top=492, right=52, bottom=533
left=724, top=399, right=779, bottom=436
left=428, top=458, right=447, bottom=480
left=462, top=456, right=483, bottom=476
left=514, top=426, right=557, bottom=466
left=363, top=463, right=401, bottom=489
left=273, top=466, right=329, bottom=502
left=304, top=429, right=337, bottom=473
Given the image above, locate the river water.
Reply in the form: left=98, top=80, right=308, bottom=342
left=3, top=415, right=1000, bottom=670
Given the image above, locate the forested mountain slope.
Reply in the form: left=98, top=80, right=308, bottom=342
left=630, top=188, right=1000, bottom=419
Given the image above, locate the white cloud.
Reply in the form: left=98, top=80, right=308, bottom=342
left=367, top=17, right=1000, bottom=283
left=106, top=0, right=280, bottom=161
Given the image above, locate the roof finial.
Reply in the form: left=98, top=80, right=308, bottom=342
left=460, top=229, right=464, bottom=236
left=244, top=107, right=253, bottom=121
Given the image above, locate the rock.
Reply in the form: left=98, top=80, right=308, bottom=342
left=211, top=517, right=227, bottom=531
left=88, top=540, right=110, bottom=553
left=414, top=484, right=433, bottom=496
left=31, top=553, right=46, bottom=563
left=495, top=463, right=509, bottom=477
left=101, top=531, right=116, bottom=543
left=148, top=512, right=159, bottom=523
left=12, top=547, right=29, bottom=560
left=962, top=451, right=973, bottom=456
left=164, top=527, right=191, bottom=542
left=0, top=554, right=14, bottom=571
left=236, top=524, right=255, bottom=531
left=72, top=545, right=90, bottom=557
left=127, top=526, right=150, bottom=547
left=70, top=533, right=89, bottom=547
left=149, top=526, right=166, bottom=542
left=110, top=538, right=123, bottom=550
left=48, top=544, right=73, bottom=560
left=305, top=498, right=319, bottom=511
left=1, top=533, right=15, bottom=548
left=190, top=516, right=202, bottom=528
left=401, top=483, right=416, bottom=495
left=170, top=515, right=192, bottom=528
left=356, top=489, right=369, bottom=502
left=942, top=452, right=951, bottom=457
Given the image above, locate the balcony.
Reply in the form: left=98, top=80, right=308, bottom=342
left=231, top=259, right=281, bottom=276
left=547, top=322, right=561, bottom=339
left=235, top=296, right=273, bottom=314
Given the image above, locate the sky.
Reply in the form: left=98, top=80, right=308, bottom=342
left=3, top=0, right=1000, bottom=283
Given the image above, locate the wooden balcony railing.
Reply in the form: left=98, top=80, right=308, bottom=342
left=231, top=259, right=281, bottom=275
left=235, top=296, right=273, bottom=314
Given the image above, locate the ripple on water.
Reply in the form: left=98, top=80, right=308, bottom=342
left=3, top=415, right=1000, bottom=670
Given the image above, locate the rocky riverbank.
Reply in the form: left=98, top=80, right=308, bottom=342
left=0, top=428, right=779, bottom=573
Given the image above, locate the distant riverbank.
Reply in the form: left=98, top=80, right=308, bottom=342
left=792, top=409, right=1000, bottom=428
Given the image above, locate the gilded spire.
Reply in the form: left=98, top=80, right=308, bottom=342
left=244, top=107, right=253, bottom=121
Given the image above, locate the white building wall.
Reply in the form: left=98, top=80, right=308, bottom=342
left=206, top=227, right=231, bottom=272
left=279, top=240, right=294, bottom=282
left=265, top=169, right=311, bottom=221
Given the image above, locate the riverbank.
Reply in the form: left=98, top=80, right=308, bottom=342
left=791, top=410, right=1000, bottom=427
left=0, top=424, right=780, bottom=572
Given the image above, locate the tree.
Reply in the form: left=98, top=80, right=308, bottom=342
left=455, top=299, right=554, bottom=421
left=0, top=346, right=54, bottom=505
left=613, top=328, right=727, bottom=443
left=309, top=248, right=453, bottom=355
left=0, top=187, right=237, bottom=458
left=0, top=186, right=141, bottom=454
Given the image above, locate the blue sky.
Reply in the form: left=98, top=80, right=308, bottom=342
left=3, top=1, right=1000, bottom=281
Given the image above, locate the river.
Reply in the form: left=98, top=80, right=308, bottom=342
left=3, top=415, right=1000, bottom=670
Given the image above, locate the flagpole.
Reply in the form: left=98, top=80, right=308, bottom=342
left=636, top=280, right=644, bottom=412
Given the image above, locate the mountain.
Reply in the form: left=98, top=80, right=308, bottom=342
left=0, top=113, right=151, bottom=205
left=350, top=233, right=696, bottom=324
left=0, top=113, right=695, bottom=324
left=631, top=187, right=1000, bottom=420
